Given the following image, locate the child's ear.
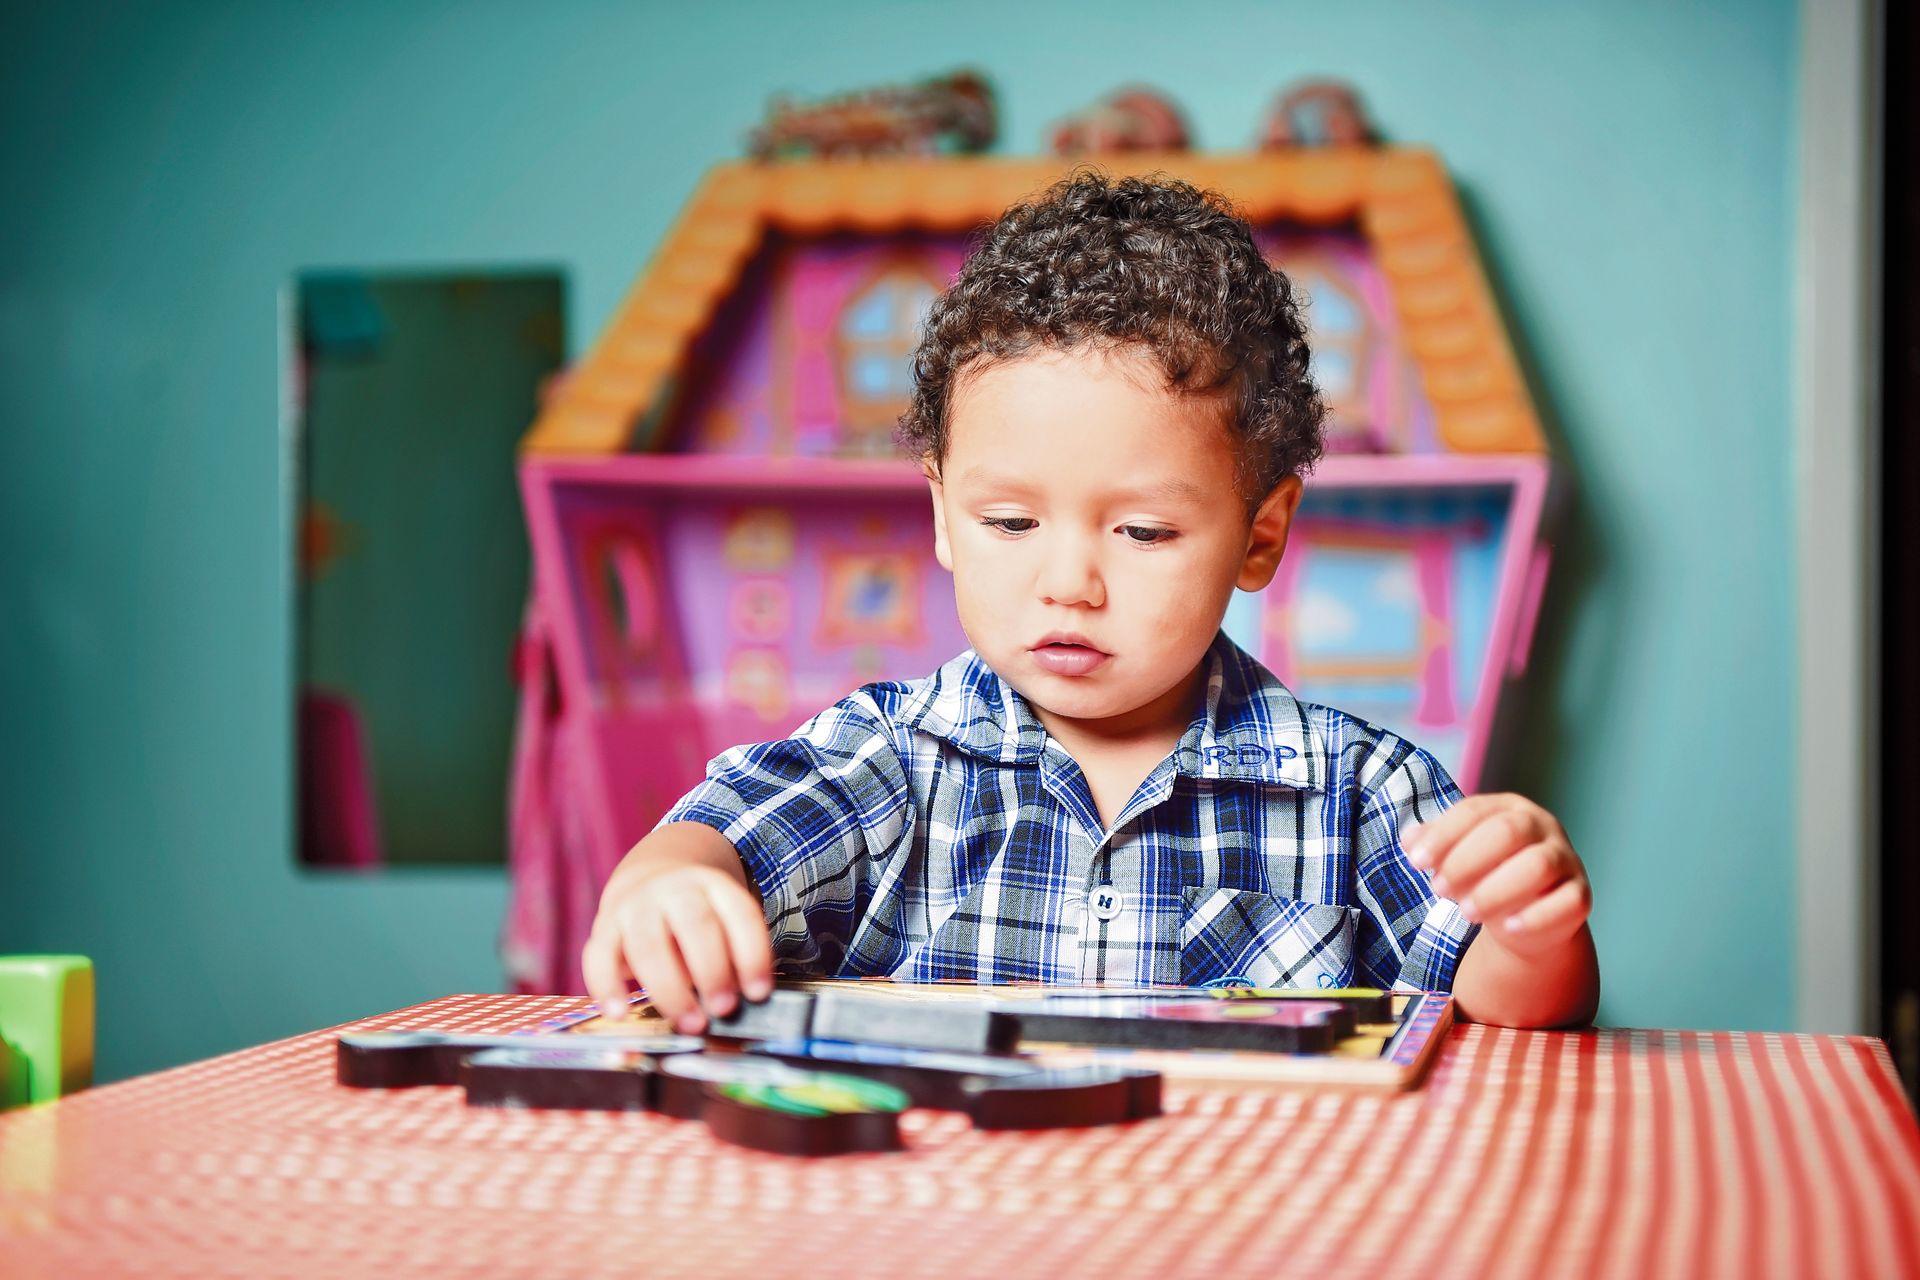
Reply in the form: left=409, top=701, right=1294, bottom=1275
left=1236, top=475, right=1304, bottom=592
left=924, top=460, right=954, bottom=572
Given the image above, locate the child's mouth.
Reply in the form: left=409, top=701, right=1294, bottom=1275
left=1030, top=640, right=1110, bottom=677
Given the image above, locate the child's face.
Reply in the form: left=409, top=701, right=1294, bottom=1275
left=927, top=345, right=1302, bottom=739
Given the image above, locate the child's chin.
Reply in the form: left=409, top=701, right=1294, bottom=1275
left=1022, top=680, right=1132, bottom=722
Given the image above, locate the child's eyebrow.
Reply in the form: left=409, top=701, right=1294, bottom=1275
left=956, top=467, right=1208, bottom=506
left=1112, top=478, right=1209, bottom=505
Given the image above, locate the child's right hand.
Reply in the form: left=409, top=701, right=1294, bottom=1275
left=581, top=823, right=776, bottom=1034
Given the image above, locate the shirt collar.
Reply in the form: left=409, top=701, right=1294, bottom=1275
left=902, top=632, right=1325, bottom=791
left=897, top=647, right=1050, bottom=765
left=1169, top=631, right=1324, bottom=790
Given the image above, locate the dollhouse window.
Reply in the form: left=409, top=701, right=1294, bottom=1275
left=1299, top=263, right=1369, bottom=413
left=835, top=264, right=941, bottom=440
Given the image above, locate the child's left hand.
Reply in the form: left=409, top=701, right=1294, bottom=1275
left=1402, top=794, right=1591, bottom=955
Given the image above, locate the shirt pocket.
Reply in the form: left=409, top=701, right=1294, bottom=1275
left=1178, top=887, right=1361, bottom=989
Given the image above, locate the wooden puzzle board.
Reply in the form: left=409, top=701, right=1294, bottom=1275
left=6, top=994, right=1920, bottom=1279
left=555, top=979, right=1448, bottom=1092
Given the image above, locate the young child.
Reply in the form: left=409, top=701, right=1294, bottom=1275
left=584, top=173, right=1599, bottom=1033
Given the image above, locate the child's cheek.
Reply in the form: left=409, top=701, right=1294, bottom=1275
left=1133, top=549, right=1235, bottom=629
left=948, top=561, right=1016, bottom=640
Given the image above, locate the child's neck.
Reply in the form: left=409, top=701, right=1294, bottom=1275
left=1036, top=660, right=1198, bottom=782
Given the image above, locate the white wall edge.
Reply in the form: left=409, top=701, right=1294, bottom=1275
left=1795, top=0, right=1882, bottom=1034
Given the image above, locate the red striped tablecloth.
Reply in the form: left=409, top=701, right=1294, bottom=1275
left=2, top=994, right=1917, bottom=1279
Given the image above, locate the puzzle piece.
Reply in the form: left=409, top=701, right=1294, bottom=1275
left=462, top=1047, right=668, bottom=1112
left=749, top=1038, right=1040, bottom=1109
left=962, top=1065, right=1163, bottom=1130
left=708, top=988, right=1021, bottom=1055
left=702, top=1073, right=911, bottom=1155
left=336, top=1030, right=702, bottom=1088
left=996, top=996, right=1354, bottom=1052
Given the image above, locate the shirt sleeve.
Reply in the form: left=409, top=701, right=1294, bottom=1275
left=655, top=693, right=912, bottom=975
left=1351, top=740, right=1481, bottom=992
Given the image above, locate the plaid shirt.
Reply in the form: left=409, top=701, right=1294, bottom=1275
left=661, top=632, right=1479, bottom=992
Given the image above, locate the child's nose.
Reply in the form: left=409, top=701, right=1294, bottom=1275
left=1036, top=539, right=1106, bottom=608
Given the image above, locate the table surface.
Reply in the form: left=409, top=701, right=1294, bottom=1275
left=4, top=994, right=1919, bottom=1280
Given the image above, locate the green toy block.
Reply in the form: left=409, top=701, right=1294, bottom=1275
left=0, top=955, right=95, bottom=1108
left=0, top=1035, right=22, bottom=1109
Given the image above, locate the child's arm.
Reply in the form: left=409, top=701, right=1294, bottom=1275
left=581, top=822, right=776, bottom=1035
left=1403, top=794, right=1600, bottom=1027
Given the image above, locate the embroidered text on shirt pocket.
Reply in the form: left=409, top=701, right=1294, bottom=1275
left=1178, top=887, right=1361, bottom=988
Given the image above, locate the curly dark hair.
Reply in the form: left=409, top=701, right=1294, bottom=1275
left=897, top=170, right=1326, bottom=504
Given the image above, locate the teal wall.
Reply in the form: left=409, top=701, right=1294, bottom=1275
left=0, top=1, right=1799, bottom=1079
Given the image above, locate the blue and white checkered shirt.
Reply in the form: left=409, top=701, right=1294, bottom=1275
left=660, top=631, right=1479, bottom=992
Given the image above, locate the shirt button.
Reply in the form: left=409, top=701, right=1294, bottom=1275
left=1088, top=885, right=1123, bottom=921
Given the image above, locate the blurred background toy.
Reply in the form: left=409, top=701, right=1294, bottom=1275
left=1049, top=86, right=1190, bottom=155
left=748, top=70, right=997, bottom=160
left=1260, top=80, right=1375, bottom=149
left=0, top=955, right=94, bottom=1110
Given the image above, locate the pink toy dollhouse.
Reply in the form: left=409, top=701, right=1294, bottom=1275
left=507, top=152, right=1553, bottom=992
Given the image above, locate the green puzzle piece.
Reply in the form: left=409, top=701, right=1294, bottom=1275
left=0, top=955, right=94, bottom=1109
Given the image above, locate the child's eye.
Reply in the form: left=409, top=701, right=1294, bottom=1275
left=1121, top=525, right=1178, bottom=545
left=980, top=516, right=1038, bottom=535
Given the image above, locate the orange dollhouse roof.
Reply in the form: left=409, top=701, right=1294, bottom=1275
left=523, top=150, right=1544, bottom=456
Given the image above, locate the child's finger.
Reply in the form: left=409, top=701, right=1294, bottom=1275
left=1425, top=808, right=1544, bottom=901
left=1458, top=841, right=1568, bottom=924
left=1503, top=876, right=1592, bottom=940
left=703, top=881, right=776, bottom=1002
left=581, top=921, right=637, bottom=1019
left=626, top=910, right=703, bottom=1033
left=662, top=896, right=740, bottom=1019
left=1402, top=795, right=1502, bottom=869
